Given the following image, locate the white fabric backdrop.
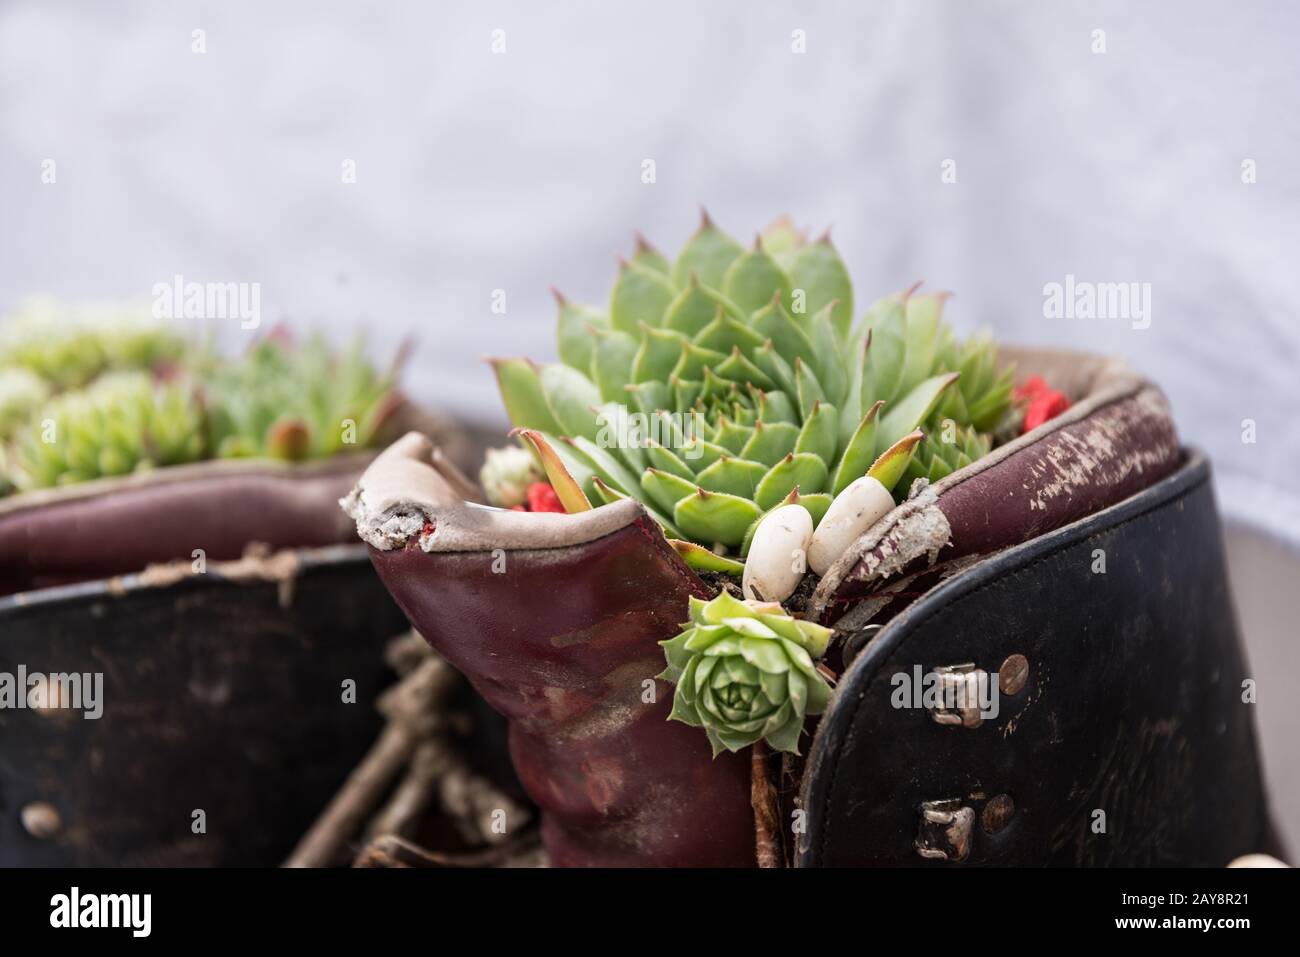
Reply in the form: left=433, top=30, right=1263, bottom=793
left=2, top=0, right=1297, bottom=542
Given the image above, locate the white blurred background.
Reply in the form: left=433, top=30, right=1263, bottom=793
left=2, top=0, right=1297, bottom=848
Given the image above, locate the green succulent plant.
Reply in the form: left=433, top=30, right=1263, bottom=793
left=204, top=334, right=400, bottom=461
left=658, top=590, right=833, bottom=756
left=492, top=213, right=1013, bottom=561
left=0, top=367, right=51, bottom=440
left=5, top=371, right=206, bottom=489
left=0, top=298, right=187, bottom=390
left=0, top=306, right=404, bottom=494
left=479, top=445, right=543, bottom=507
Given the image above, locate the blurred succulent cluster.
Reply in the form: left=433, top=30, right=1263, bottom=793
left=0, top=299, right=402, bottom=495
left=203, top=333, right=401, bottom=461
left=7, top=372, right=206, bottom=489
left=0, top=297, right=187, bottom=390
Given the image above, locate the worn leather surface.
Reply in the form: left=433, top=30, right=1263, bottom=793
left=0, top=461, right=363, bottom=595
left=813, top=382, right=1182, bottom=622
left=0, top=402, right=464, bottom=597
left=798, top=451, right=1271, bottom=866
left=368, top=516, right=756, bottom=868
left=0, top=545, right=405, bottom=866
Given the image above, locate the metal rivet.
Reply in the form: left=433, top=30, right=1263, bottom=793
left=915, top=798, right=974, bottom=862
left=840, top=624, right=882, bottom=669
left=21, top=801, right=62, bottom=840
left=999, top=654, right=1029, bottom=696
left=929, top=664, right=987, bottom=729
left=981, top=793, right=1015, bottom=834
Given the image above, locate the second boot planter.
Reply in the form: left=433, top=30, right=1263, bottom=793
left=341, top=347, right=1269, bottom=866
left=0, top=401, right=464, bottom=595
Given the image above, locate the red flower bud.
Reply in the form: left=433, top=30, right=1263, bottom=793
left=1013, top=375, right=1051, bottom=402
left=527, top=482, right=566, bottom=513
left=1023, top=390, right=1071, bottom=433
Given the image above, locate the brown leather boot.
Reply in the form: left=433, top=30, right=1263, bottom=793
left=344, top=350, right=1274, bottom=867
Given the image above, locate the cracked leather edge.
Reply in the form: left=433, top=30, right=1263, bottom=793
left=342, top=430, right=650, bottom=552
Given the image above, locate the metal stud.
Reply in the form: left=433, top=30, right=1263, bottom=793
left=915, top=798, right=974, bottom=862
left=20, top=801, right=61, bottom=840
left=999, top=654, right=1029, bottom=696
left=981, top=793, right=1015, bottom=834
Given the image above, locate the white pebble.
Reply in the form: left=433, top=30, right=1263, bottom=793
left=743, top=504, right=814, bottom=603
left=807, top=476, right=896, bottom=577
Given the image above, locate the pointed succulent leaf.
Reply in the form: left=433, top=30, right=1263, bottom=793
left=513, top=429, right=592, bottom=512
left=739, top=420, right=800, bottom=467
left=671, top=211, right=746, bottom=290
left=751, top=296, right=815, bottom=369
left=750, top=339, right=798, bottom=398
left=668, top=539, right=745, bottom=576
left=645, top=440, right=696, bottom=481
left=631, top=234, right=670, bottom=274
left=625, top=380, right=671, bottom=416
left=670, top=340, right=728, bottom=381
left=797, top=492, right=833, bottom=526
left=663, top=274, right=740, bottom=336
left=609, top=260, right=676, bottom=334
left=794, top=359, right=825, bottom=420
left=677, top=436, right=728, bottom=470
left=837, top=332, right=869, bottom=453
left=875, top=372, right=958, bottom=456
left=591, top=328, right=640, bottom=403
left=867, top=430, right=925, bottom=494
left=710, top=415, right=751, bottom=454
left=831, top=400, right=884, bottom=495
left=694, top=310, right=767, bottom=356
left=695, top=455, right=767, bottom=498
left=673, top=488, right=762, bottom=547
left=897, top=292, right=947, bottom=398
left=553, top=293, right=608, bottom=375
left=756, top=385, right=798, bottom=425
left=722, top=242, right=791, bottom=316
left=641, top=467, right=698, bottom=515
left=714, top=347, right=775, bottom=389
left=789, top=236, right=854, bottom=337
left=589, top=475, right=627, bottom=506
left=591, top=474, right=684, bottom=537
left=794, top=401, right=837, bottom=464
left=563, top=435, right=643, bottom=496
left=699, top=590, right=757, bottom=623
left=489, top=358, right=564, bottom=434
left=864, top=296, right=907, bottom=402
left=538, top=363, right=602, bottom=440
left=755, top=452, right=828, bottom=509
left=808, top=303, right=848, bottom=404
left=631, top=324, right=689, bottom=383
left=928, top=456, right=954, bottom=482
left=759, top=215, right=805, bottom=264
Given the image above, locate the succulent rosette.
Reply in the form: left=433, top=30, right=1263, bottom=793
left=5, top=371, right=206, bottom=488
left=659, top=591, right=834, bottom=755
left=478, top=445, right=544, bottom=507
left=491, top=213, right=1014, bottom=569
left=203, top=333, right=400, bottom=461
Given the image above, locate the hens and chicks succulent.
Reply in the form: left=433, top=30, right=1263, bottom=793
left=0, top=299, right=400, bottom=495
left=484, top=213, right=1022, bottom=754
